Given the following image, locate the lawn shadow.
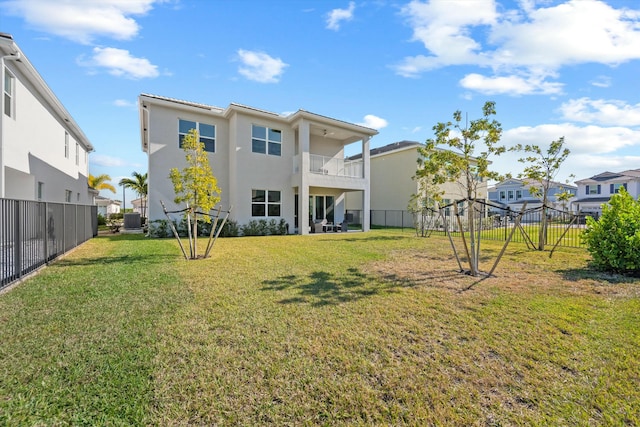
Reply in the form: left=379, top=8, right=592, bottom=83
left=54, top=253, right=177, bottom=267
left=558, top=266, right=640, bottom=283
left=262, top=267, right=412, bottom=307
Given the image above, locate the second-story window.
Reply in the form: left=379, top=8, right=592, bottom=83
left=252, top=125, right=281, bottom=156
left=75, top=143, right=79, bottom=166
left=610, top=183, right=627, bottom=194
left=65, top=132, right=69, bottom=158
left=4, top=68, right=14, bottom=117
left=179, top=119, right=215, bottom=153
left=586, top=185, right=601, bottom=195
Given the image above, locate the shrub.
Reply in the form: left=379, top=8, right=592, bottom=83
left=582, top=188, right=640, bottom=275
left=97, top=214, right=106, bottom=226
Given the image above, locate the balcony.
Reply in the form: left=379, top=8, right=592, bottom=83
left=293, top=154, right=363, bottom=178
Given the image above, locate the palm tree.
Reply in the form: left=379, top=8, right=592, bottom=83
left=88, top=174, right=116, bottom=193
left=119, top=172, right=148, bottom=219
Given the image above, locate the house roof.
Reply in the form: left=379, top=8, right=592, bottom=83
left=0, top=33, right=93, bottom=152
left=348, top=140, right=423, bottom=160
left=494, top=177, right=576, bottom=189
left=572, top=197, right=611, bottom=203
left=139, top=93, right=378, bottom=152
left=575, top=169, right=640, bottom=184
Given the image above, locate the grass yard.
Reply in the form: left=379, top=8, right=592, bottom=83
left=1, top=230, right=639, bottom=425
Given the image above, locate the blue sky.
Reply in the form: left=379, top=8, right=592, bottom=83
left=2, top=0, right=640, bottom=206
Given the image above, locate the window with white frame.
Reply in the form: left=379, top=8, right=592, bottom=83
left=4, top=68, right=14, bottom=117
left=516, top=190, right=522, bottom=199
left=65, top=132, right=69, bottom=158
left=65, top=190, right=72, bottom=203
left=75, top=143, right=79, bottom=166
left=179, top=119, right=215, bottom=152
left=586, top=185, right=600, bottom=195
left=37, top=182, right=44, bottom=201
left=508, top=190, right=514, bottom=200
left=251, top=189, right=281, bottom=217
left=499, top=191, right=506, bottom=201
left=610, top=183, right=627, bottom=194
left=252, top=125, right=282, bottom=156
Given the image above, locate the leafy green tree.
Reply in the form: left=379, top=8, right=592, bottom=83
left=416, top=101, right=504, bottom=276
left=169, top=129, right=221, bottom=259
left=119, top=171, right=148, bottom=219
left=88, top=174, right=116, bottom=193
left=512, top=137, right=572, bottom=250
left=582, top=188, right=640, bottom=274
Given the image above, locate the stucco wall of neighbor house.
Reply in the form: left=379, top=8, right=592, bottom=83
left=2, top=47, right=91, bottom=203
left=370, top=147, right=419, bottom=211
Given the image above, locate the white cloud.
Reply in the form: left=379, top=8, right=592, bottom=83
left=559, top=98, right=640, bottom=127
left=503, top=123, right=640, bottom=155
left=395, top=0, right=640, bottom=94
left=590, top=75, right=612, bottom=88
left=90, top=154, right=127, bottom=167
left=113, top=99, right=137, bottom=108
left=358, top=114, right=388, bottom=130
left=459, top=73, right=563, bottom=96
left=237, top=49, right=288, bottom=83
left=2, top=0, right=161, bottom=44
left=326, top=2, right=356, bottom=31
left=79, top=47, right=159, bottom=79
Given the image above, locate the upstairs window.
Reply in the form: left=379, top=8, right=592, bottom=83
left=586, top=185, right=601, bottom=195
left=75, top=143, right=79, bottom=165
left=4, top=68, right=14, bottom=117
left=252, top=125, right=281, bottom=156
left=516, top=190, right=522, bottom=200
left=610, top=183, right=627, bottom=194
left=65, top=132, right=69, bottom=158
left=499, top=191, right=506, bottom=201
left=179, top=119, right=215, bottom=153
left=65, top=190, right=72, bottom=203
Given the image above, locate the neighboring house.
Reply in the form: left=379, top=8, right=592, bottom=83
left=573, top=169, right=640, bottom=217
left=131, top=197, right=147, bottom=218
left=488, top=178, right=577, bottom=215
left=1, top=33, right=94, bottom=203
left=95, top=196, right=121, bottom=217
left=346, top=141, right=490, bottom=225
left=139, top=94, right=378, bottom=234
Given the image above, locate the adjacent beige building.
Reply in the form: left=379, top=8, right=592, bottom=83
left=347, top=141, right=489, bottom=227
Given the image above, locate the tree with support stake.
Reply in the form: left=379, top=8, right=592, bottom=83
left=511, top=136, right=572, bottom=251
left=168, top=128, right=224, bottom=260
left=416, top=101, right=505, bottom=277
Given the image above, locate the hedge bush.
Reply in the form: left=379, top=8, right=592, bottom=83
left=582, top=188, right=640, bottom=275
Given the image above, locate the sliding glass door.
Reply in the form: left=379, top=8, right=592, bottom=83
left=309, top=195, right=334, bottom=223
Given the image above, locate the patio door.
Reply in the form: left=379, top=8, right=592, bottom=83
left=309, top=195, right=334, bottom=223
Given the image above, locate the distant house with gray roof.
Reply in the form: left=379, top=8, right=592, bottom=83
left=573, top=169, right=640, bottom=216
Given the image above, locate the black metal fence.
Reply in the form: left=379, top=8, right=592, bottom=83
left=371, top=208, right=587, bottom=249
left=1, top=199, right=97, bottom=291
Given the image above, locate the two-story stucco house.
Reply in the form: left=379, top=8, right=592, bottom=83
left=573, top=169, right=640, bottom=217
left=138, top=94, right=378, bottom=235
left=1, top=33, right=94, bottom=203
left=488, top=178, right=577, bottom=214
left=346, top=141, right=490, bottom=226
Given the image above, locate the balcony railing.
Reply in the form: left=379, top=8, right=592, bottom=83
left=293, top=154, right=363, bottom=178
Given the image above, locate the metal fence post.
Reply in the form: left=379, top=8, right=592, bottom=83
left=14, top=200, right=21, bottom=281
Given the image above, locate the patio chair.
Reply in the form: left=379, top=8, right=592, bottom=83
left=313, top=219, right=327, bottom=233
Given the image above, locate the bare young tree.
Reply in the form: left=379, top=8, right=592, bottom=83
left=512, top=136, right=572, bottom=251
left=416, top=101, right=504, bottom=276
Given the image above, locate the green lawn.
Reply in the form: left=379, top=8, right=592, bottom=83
left=1, top=230, right=638, bottom=425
